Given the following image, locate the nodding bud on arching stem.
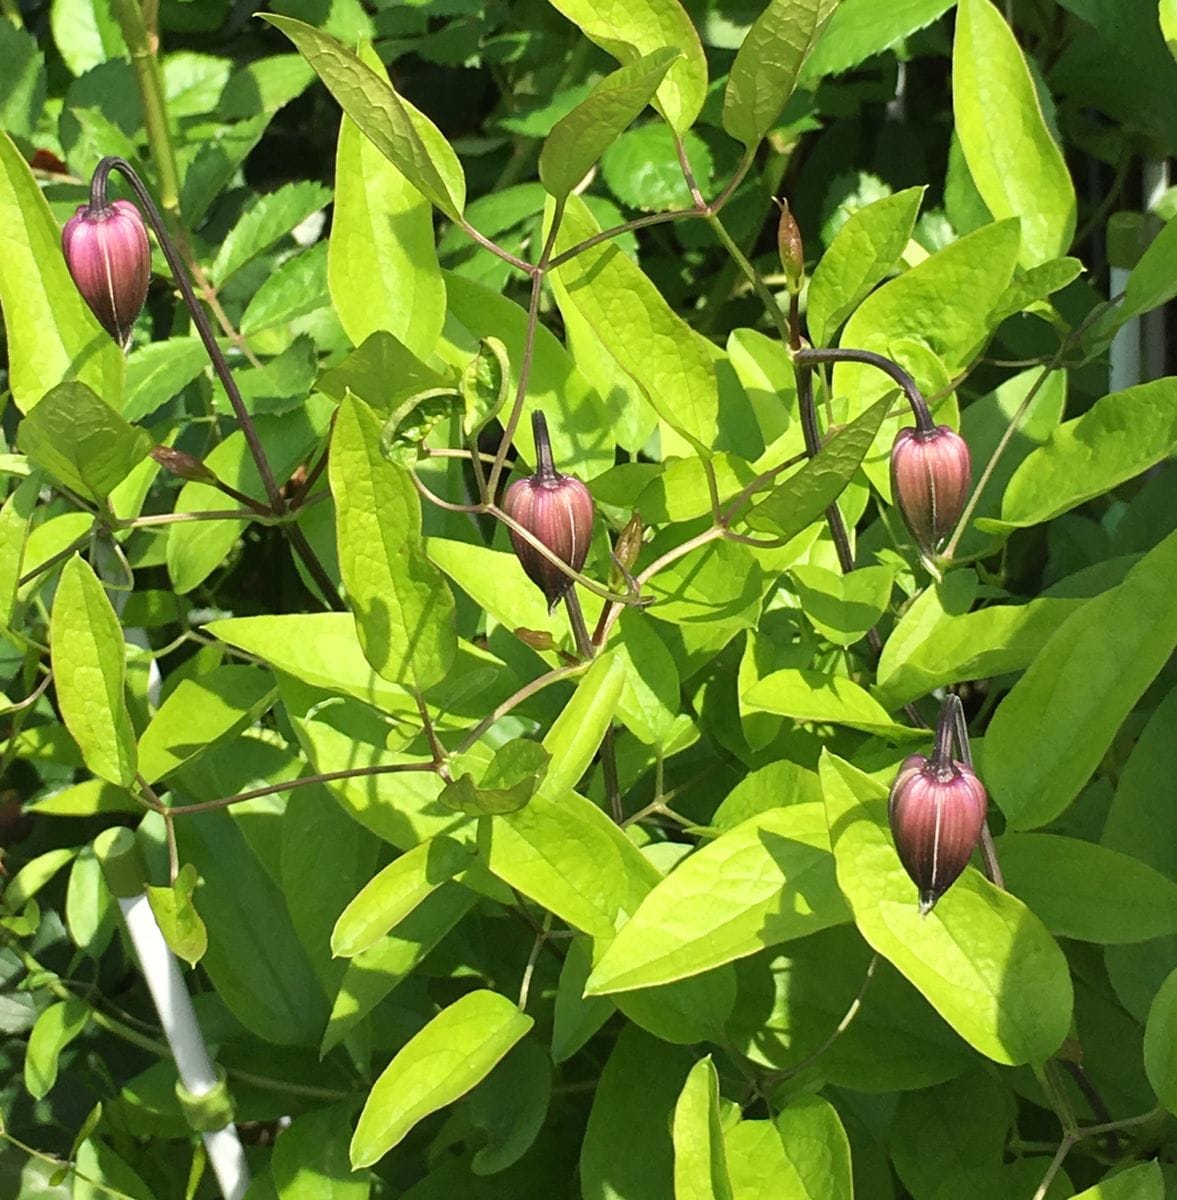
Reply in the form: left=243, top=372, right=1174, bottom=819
left=888, top=693, right=989, bottom=914
left=62, top=196, right=151, bottom=350
left=890, top=425, right=972, bottom=555
left=501, top=412, right=595, bottom=612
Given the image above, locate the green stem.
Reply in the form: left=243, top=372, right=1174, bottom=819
left=108, top=0, right=181, bottom=218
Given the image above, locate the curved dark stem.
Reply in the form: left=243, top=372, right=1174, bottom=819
left=795, top=366, right=858, bottom=575
left=932, top=693, right=961, bottom=773
left=795, top=346, right=934, bottom=433
left=91, top=157, right=284, bottom=514
left=286, top=523, right=344, bottom=610
left=532, top=411, right=557, bottom=482
left=1060, top=1061, right=1121, bottom=1158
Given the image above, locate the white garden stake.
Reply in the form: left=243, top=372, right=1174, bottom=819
left=95, top=828, right=250, bottom=1200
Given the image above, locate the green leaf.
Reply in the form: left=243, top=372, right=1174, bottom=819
left=1145, top=969, right=1177, bottom=1114
left=803, top=0, right=954, bottom=78
left=66, top=845, right=115, bottom=958
left=747, top=394, right=891, bottom=538
left=979, top=379, right=1177, bottom=535
left=998, top=833, right=1177, bottom=944
left=241, top=243, right=330, bottom=338
left=550, top=194, right=718, bottom=452
left=329, top=44, right=445, bottom=358
left=820, top=752, right=1072, bottom=1065
left=1070, top=1163, right=1165, bottom=1200
left=465, top=1040, right=551, bottom=1175
left=546, top=0, right=707, bottom=134
left=1164, top=0, right=1177, bottom=59
left=273, top=1103, right=370, bottom=1200
left=484, top=787, right=659, bottom=938
left=953, top=0, right=1075, bottom=266
left=790, top=564, right=893, bottom=647
left=18, top=382, right=152, bottom=503
left=24, top=998, right=88, bottom=1101
left=776, top=1096, right=853, bottom=1200
left=540, top=49, right=679, bottom=200
left=137, top=665, right=277, bottom=783
left=262, top=16, right=465, bottom=219
left=438, top=739, right=550, bottom=816
left=722, top=0, right=837, bottom=148
left=541, top=649, right=626, bottom=799
left=50, top=556, right=136, bottom=787
left=145, top=863, right=208, bottom=968
left=0, top=23, right=46, bottom=139
left=672, top=1057, right=733, bottom=1200
left=318, top=331, right=452, bottom=418
left=3, top=847, right=77, bottom=908
left=211, top=180, right=331, bottom=286
left=743, top=668, right=914, bottom=738
left=984, top=528, right=1177, bottom=829
left=581, top=1026, right=693, bottom=1200
left=0, top=473, right=39, bottom=631
left=807, top=187, right=924, bottom=346
left=330, top=392, right=457, bottom=689
left=331, top=836, right=474, bottom=959
left=122, top=337, right=209, bottom=423
left=588, top=804, right=847, bottom=994
left=350, top=989, right=532, bottom=1169
left=0, top=131, right=123, bottom=414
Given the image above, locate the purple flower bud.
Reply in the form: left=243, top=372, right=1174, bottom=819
left=890, top=425, right=971, bottom=553
left=502, top=412, right=594, bottom=612
left=889, top=752, right=989, bottom=914
left=62, top=199, right=150, bottom=348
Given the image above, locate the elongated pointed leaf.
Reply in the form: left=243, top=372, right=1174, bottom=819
left=0, top=131, right=124, bottom=413
left=546, top=0, right=707, bottom=134
left=820, top=752, right=1072, bottom=1065
left=350, top=989, right=532, bottom=1168
left=744, top=667, right=915, bottom=738
left=953, top=0, right=1075, bottom=266
left=330, top=392, right=456, bottom=689
left=541, top=49, right=678, bottom=199
left=329, top=43, right=445, bottom=357
left=985, top=527, right=1177, bottom=829
left=587, top=804, right=848, bottom=994
left=24, top=997, right=88, bottom=1100
left=673, top=1057, right=733, bottom=1200
left=50, top=556, right=136, bottom=787
left=1071, top=1163, right=1164, bottom=1200
left=263, top=15, right=465, bottom=219
left=723, top=0, right=837, bottom=148
left=550, top=195, right=718, bottom=451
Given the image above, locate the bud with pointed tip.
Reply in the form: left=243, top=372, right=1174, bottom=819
left=62, top=198, right=150, bottom=349
left=150, top=445, right=215, bottom=484
left=775, top=199, right=805, bottom=294
left=889, top=698, right=988, bottom=914
left=502, top=412, right=594, bottom=612
left=890, top=425, right=971, bottom=553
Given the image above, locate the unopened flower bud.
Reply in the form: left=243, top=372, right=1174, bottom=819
left=775, top=199, right=805, bottom=294
left=150, top=445, right=215, bottom=484
left=889, top=699, right=989, bottom=914
left=890, top=425, right=971, bottom=553
left=502, top=412, right=594, bottom=612
left=62, top=198, right=150, bottom=348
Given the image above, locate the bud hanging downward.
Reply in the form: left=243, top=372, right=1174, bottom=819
left=890, top=425, right=971, bottom=554
left=502, top=412, right=594, bottom=611
left=889, top=696, right=988, bottom=914
left=62, top=198, right=150, bottom=349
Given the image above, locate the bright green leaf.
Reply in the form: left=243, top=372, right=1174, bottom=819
left=587, top=804, right=848, bottom=994
left=541, top=649, right=626, bottom=800
left=1145, top=970, right=1177, bottom=1114
left=1070, top=1162, right=1165, bottom=1200
left=673, top=1057, right=733, bottom=1200
left=211, top=180, right=331, bottom=285
left=790, top=563, right=893, bottom=647
left=540, top=49, right=679, bottom=199
left=262, top=16, right=465, bottom=219
left=803, top=0, right=954, bottom=78
left=0, top=473, right=39, bottom=630
left=744, top=668, right=914, bottom=738
left=350, top=989, right=532, bottom=1168
left=984, top=528, right=1177, bottom=829
left=953, top=0, right=1075, bottom=266
left=50, top=556, right=136, bottom=787
left=273, top=1103, right=370, bottom=1200
left=545, top=0, right=707, bottom=134
left=330, top=392, right=456, bottom=689
left=722, top=0, right=837, bottom=148
left=146, top=863, right=208, bottom=968
left=24, top=998, right=88, bottom=1101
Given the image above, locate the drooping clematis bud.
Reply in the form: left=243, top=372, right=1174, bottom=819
left=889, top=696, right=989, bottom=914
left=62, top=198, right=151, bottom=348
left=775, top=199, right=805, bottom=294
left=501, top=412, right=594, bottom=612
left=890, top=425, right=971, bottom=554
